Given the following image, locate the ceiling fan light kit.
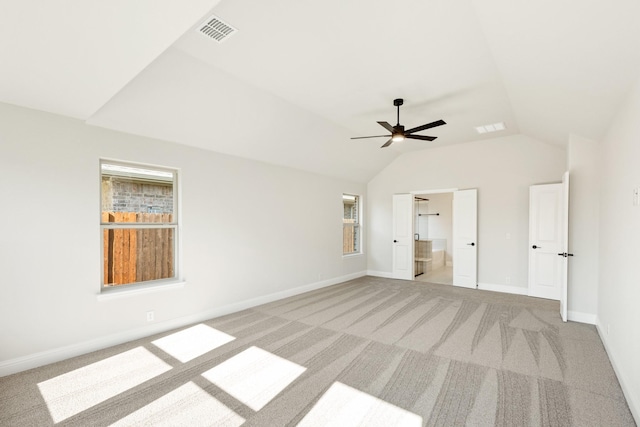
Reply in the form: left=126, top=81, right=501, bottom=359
left=351, top=98, right=446, bottom=148
left=392, top=133, right=405, bottom=142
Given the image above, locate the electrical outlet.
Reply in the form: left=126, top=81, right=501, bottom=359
left=146, top=311, right=155, bottom=322
left=505, top=276, right=511, bottom=285
left=607, top=324, right=611, bottom=335
left=634, top=188, right=640, bottom=206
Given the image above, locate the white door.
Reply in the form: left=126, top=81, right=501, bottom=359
left=528, top=183, right=562, bottom=300
left=453, top=189, right=477, bottom=288
left=392, top=194, right=414, bottom=280
left=559, top=172, right=570, bottom=321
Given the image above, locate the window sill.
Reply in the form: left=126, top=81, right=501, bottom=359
left=97, top=280, right=186, bottom=302
left=342, top=252, right=364, bottom=259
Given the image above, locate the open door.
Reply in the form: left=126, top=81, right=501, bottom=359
left=559, top=171, right=570, bottom=322
left=528, top=183, right=563, bottom=300
left=392, top=194, right=414, bottom=280
left=452, top=189, right=477, bottom=288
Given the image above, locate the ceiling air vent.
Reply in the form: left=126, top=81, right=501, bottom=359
left=197, top=15, right=237, bottom=43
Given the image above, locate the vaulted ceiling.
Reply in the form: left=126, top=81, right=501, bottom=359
left=2, top=0, right=640, bottom=182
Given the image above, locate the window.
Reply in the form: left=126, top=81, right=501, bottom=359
left=343, top=194, right=361, bottom=255
left=100, top=160, right=179, bottom=289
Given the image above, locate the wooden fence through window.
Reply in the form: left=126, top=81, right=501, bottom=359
left=343, top=219, right=356, bottom=254
left=102, top=212, right=174, bottom=286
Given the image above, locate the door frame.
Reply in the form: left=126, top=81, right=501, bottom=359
left=410, top=188, right=459, bottom=197
left=560, top=171, right=569, bottom=322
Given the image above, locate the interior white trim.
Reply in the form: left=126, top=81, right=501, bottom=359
left=410, top=188, right=458, bottom=195
left=477, top=282, right=528, bottom=296
left=97, top=281, right=186, bottom=301
left=567, top=311, right=596, bottom=325
left=342, top=253, right=364, bottom=259
left=0, top=270, right=366, bottom=377
left=366, top=270, right=394, bottom=279
left=596, top=319, right=640, bottom=424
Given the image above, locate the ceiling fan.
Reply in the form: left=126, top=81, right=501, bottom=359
left=351, top=98, right=446, bottom=148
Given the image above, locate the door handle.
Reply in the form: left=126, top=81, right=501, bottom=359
left=467, top=242, right=475, bottom=246
left=393, top=240, right=398, bottom=243
left=532, top=245, right=541, bottom=249
left=557, top=252, right=575, bottom=257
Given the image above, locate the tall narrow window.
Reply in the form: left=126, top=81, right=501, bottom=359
left=343, top=194, right=361, bottom=255
left=100, top=161, right=179, bottom=289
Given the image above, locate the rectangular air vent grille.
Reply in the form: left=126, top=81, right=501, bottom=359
left=197, top=15, right=237, bottom=43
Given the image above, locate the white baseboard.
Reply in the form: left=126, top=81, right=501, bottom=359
left=0, top=270, right=367, bottom=377
left=366, top=270, right=393, bottom=278
left=477, top=282, right=528, bottom=295
left=367, top=277, right=530, bottom=297
left=567, top=311, right=596, bottom=325
left=596, top=319, right=640, bottom=425
left=478, top=285, right=596, bottom=325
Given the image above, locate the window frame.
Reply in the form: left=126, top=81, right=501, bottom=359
left=342, top=193, right=362, bottom=256
left=99, top=159, right=181, bottom=293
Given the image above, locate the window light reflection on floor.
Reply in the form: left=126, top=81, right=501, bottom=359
left=297, top=382, right=422, bottom=427
left=201, top=346, right=306, bottom=411
left=152, top=324, right=235, bottom=363
left=110, top=381, right=245, bottom=427
left=37, top=347, right=172, bottom=423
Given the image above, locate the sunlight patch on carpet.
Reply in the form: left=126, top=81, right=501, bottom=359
left=37, top=347, right=171, bottom=423
left=110, top=381, right=244, bottom=426
left=298, top=382, right=422, bottom=427
left=201, top=346, right=306, bottom=411
left=152, top=324, right=235, bottom=363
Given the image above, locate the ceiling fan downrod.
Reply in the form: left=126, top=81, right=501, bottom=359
left=393, top=98, right=403, bottom=126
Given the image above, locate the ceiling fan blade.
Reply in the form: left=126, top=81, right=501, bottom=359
left=381, top=138, right=393, bottom=148
left=351, top=135, right=390, bottom=140
left=405, top=119, right=446, bottom=134
left=377, top=121, right=395, bottom=133
left=406, top=134, right=437, bottom=141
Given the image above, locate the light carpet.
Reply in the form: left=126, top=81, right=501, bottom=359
left=0, top=276, right=635, bottom=426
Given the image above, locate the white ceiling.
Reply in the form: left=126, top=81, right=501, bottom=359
left=0, top=0, right=221, bottom=119
left=2, top=0, right=640, bottom=182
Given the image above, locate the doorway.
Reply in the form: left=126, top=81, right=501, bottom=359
left=392, top=189, right=477, bottom=288
left=413, top=193, right=454, bottom=285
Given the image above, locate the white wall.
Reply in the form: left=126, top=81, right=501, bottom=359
left=367, top=134, right=566, bottom=291
left=426, top=193, right=453, bottom=264
left=414, top=200, right=429, bottom=240
left=567, top=135, right=599, bottom=322
left=597, top=76, right=640, bottom=422
left=0, top=103, right=366, bottom=371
